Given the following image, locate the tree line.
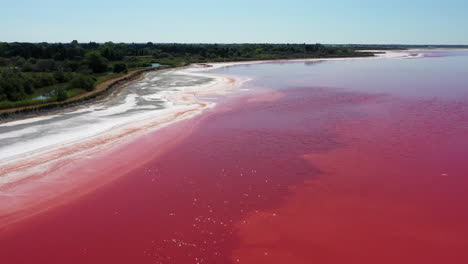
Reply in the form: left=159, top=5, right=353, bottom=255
left=0, top=41, right=368, bottom=62
left=0, top=41, right=372, bottom=106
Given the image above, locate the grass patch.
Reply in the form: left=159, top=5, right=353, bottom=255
left=66, top=88, right=86, bottom=98
left=0, top=97, right=57, bottom=110
left=95, top=72, right=125, bottom=85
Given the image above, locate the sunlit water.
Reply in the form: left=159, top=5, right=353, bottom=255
left=211, top=50, right=468, bottom=100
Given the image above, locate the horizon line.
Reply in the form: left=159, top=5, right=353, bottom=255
left=1, top=41, right=468, bottom=46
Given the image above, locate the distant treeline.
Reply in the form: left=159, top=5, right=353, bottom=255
left=0, top=42, right=371, bottom=63
left=0, top=41, right=373, bottom=106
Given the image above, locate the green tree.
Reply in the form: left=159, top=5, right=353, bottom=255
left=36, top=59, right=56, bottom=72
left=53, top=69, right=66, bottom=82
left=69, top=75, right=96, bottom=91
left=0, top=68, right=26, bottom=101
left=32, top=73, right=57, bottom=88
left=113, top=62, right=128, bottom=73
left=84, top=51, right=109, bottom=73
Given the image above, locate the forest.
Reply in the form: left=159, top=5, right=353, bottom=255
left=0, top=41, right=373, bottom=109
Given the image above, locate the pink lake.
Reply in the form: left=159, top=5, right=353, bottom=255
left=1, top=50, right=468, bottom=263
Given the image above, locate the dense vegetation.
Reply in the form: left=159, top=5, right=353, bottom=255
left=0, top=41, right=373, bottom=110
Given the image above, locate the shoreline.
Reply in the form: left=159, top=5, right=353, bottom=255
left=0, top=68, right=161, bottom=124
left=0, top=65, right=241, bottom=230
left=193, top=49, right=420, bottom=70
left=0, top=50, right=416, bottom=124
left=0, top=50, right=420, bottom=229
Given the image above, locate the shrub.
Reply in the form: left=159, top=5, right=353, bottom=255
left=0, top=57, right=9, bottom=67
left=56, top=87, right=68, bottom=101
left=0, top=68, right=27, bottom=101
left=32, top=73, right=57, bottom=88
left=23, top=76, right=35, bottom=94
left=69, top=75, right=96, bottom=92
left=85, top=51, right=109, bottom=73
left=36, top=59, right=56, bottom=72
left=113, top=62, right=128, bottom=73
left=53, top=70, right=66, bottom=82
left=65, top=60, right=80, bottom=72
left=21, top=62, right=36, bottom=72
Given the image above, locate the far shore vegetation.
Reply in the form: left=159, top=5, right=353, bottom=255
left=2, top=41, right=454, bottom=111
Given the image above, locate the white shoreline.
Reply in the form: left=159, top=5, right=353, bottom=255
left=0, top=50, right=423, bottom=226
left=0, top=50, right=421, bottom=189
left=191, top=50, right=422, bottom=71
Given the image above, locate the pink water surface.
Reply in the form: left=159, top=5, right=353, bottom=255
left=1, top=51, right=468, bottom=263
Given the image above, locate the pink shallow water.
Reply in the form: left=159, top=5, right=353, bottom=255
left=1, top=52, right=468, bottom=263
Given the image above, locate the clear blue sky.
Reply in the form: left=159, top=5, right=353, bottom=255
left=2, top=0, right=468, bottom=44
